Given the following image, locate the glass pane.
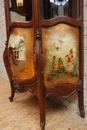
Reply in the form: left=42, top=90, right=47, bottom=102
left=41, top=0, right=79, bottom=20
left=10, top=12, right=26, bottom=22
left=42, top=24, right=79, bottom=87
left=9, top=0, right=32, bottom=22
left=8, top=27, right=35, bottom=80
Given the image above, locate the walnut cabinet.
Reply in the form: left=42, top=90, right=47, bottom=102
left=3, top=0, right=85, bottom=130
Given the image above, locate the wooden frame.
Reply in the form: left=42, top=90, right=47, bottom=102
left=3, top=0, right=85, bottom=130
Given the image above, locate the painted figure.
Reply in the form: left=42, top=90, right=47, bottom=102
left=65, top=49, right=74, bottom=75
left=9, top=47, right=17, bottom=65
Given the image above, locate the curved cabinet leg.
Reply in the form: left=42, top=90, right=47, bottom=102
left=78, top=89, right=85, bottom=118
left=9, top=82, right=15, bottom=102
left=3, top=50, right=15, bottom=102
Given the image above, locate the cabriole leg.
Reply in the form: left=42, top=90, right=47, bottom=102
left=78, top=89, right=85, bottom=118
left=9, top=81, right=15, bottom=102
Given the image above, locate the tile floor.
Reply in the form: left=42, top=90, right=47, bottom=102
left=0, top=75, right=87, bottom=130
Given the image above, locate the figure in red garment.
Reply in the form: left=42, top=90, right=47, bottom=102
left=9, top=47, right=17, bottom=65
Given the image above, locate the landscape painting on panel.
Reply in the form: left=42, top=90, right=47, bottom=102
left=42, top=24, right=79, bottom=87
left=8, top=27, right=35, bottom=80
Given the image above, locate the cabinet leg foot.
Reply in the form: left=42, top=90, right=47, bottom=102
left=9, top=96, right=14, bottom=102
left=80, top=110, right=85, bottom=118
left=78, top=89, right=85, bottom=118
left=38, top=97, right=45, bottom=130
left=41, top=122, right=45, bottom=130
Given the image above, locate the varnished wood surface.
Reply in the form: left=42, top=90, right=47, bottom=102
left=3, top=0, right=85, bottom=130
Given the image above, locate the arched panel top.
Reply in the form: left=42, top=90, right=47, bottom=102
left=41, top=16, right=81, bottom=27
left=9, top=20, right=33, bottom=30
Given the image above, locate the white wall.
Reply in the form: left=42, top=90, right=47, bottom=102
left=0, top=0, right=7, bottom=77
left=0, top=0, right=87, bottom=116
left=84, top=0, right=87, bottom=116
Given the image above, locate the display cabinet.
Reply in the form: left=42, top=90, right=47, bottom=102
left=3, top=0, right=85, bottom=130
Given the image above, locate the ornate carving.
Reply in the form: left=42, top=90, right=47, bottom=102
left=3, top=45, right=13, bottom=80
left=13, top=81, right=23, bottom=92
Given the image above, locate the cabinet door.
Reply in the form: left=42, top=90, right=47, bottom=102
left=41, top=0, right=82, bottom=89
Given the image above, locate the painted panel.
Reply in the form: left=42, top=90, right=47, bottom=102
left=42, top=24, right=79, bottom=87
left=8, top=27, right=35, bottom=80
